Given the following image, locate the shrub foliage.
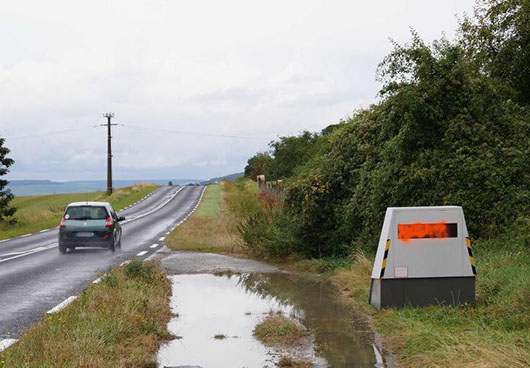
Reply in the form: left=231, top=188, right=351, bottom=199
left=243, top=0, right=530, bottom=257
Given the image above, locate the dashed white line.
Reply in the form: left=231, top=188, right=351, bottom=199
left=92, top=276, right=102, bottom=284
left=46, top=296, right=77, bottom=315
left=136, top=251, right=148, bottom=257
left=0, top=243, right=57, bottom=264
left=158, top=237, right=165, bottom=241
left=0, top=338, right=18, bottom=352
left=150, top=243, right=159, bottom=249
left=120, top=187, right=184, bottom=226
left=39, top=229, right=48, bottom=233
left=20, top=234, right=32, bottom=238
left=120, top=260, right=131, bottom=266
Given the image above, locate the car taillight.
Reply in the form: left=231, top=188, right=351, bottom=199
left=60, top=217, right=66, bottom=228
left=106, top=217, right=113, bottom=228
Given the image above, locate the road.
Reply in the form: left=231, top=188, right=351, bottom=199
left=0, top=185, right=204, bottom=339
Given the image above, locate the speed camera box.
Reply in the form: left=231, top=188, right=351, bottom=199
left=369, top=206, right=476, bottom=310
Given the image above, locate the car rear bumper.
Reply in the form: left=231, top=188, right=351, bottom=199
left=59, top=238, right=112, bottom=248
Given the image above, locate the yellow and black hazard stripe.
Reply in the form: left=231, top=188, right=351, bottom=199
left=379, top=239, right=391, bottom=278
left=466, top=237, right=477, bottom=276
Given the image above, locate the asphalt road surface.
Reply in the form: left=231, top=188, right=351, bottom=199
left=0, top=185, right=205, bottom=339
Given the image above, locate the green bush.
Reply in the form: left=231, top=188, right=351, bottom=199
left=225, top=188, right=265, bottom=218
left=242, top=1, right=530, bottom=259
left=284, top=34, right=530, bottom=256
left=236, top=210, right=299, bottom=258
left=124, top=261, right=154, bottom=281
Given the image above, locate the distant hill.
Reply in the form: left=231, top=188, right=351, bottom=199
left=200, top=172, right=244, bottom=185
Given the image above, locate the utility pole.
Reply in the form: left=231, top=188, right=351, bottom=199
left=101, top=113, right=117, bottom=194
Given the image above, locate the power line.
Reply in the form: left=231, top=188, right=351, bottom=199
left=4, top=121, right=275, bottom=142
left=5, top=127, right=94, bottom=141
left=120, top=123, right=272, bottom=141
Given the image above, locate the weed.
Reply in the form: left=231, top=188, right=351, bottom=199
left=253, top=312, right=309, bottom=345
left=277, top=356, right=312, bottom=368
left=102, top=273, right=119, bottom=288
left=124, top=260, right=154, bottom=281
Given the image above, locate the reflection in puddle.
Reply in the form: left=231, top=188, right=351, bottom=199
left=157, top=273, right=377, bottom=368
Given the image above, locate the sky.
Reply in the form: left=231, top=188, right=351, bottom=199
left=0, top=0, right=476, bottom=181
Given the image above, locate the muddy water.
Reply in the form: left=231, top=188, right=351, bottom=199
left=158, top=273, right=377, bottom=368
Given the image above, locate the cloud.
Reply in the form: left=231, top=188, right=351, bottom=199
left=0, top=0, right=475, bottom=181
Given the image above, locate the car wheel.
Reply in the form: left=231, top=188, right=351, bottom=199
left=59, top=244, right=67, bottom=254
left=109, top=239, right=115, bottom=252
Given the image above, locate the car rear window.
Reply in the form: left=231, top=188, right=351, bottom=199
left=65, top=206, right=109, bottom=220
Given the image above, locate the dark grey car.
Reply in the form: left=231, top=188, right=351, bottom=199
left=58, top=201, right=124, bottom=253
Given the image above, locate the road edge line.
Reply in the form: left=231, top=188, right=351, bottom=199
left=46, top=296, right=78, bottom=315
left=0, top=338, right=18, bottom=353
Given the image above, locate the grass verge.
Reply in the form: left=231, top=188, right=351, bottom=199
left=333, top=241, right=530, bottom=368
left=253, top=312, right=309, bottom=345
left=0, top=184, right=159, bottom=240
left=165, top=183, right=242, bottom=253
left=0, top=261, right=172, bottom=368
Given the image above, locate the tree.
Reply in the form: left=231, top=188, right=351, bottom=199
left=267, top=131, right=319, bottom=180
left=168, top=181, right=173, bottom=186
left=0, top=137, right=16, bottom=222
left=461, top=0, right=530, bottom=105
left=244, top=152, right=273, bottom=180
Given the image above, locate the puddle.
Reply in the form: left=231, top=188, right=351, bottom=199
left=158, top=273, right=378, bottom=368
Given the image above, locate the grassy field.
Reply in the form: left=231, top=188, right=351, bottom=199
left=0, top=261, right=172, bottom=368
left=0, top=184, right=159, bottom=240
left=165, top=183, right=242, bottom=253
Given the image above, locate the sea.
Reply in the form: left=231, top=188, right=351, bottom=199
left=7, top=179, right=199, bottom=197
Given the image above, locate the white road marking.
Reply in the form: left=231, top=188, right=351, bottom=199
left=158, top=237, right=165, bottom=241
left=20, top=234, right=32, bottom=238
left=0, top=339, right=18, bottom=352
left=373, top=344, right=384, bottom=365
left=92, top=277, right=102, bottom=284
left=121, top=187, right=184, bottom=225
left=0, top=239, right=7, bottom=243
left=165, top=232, right=170, bottom=235
left=46, top=296, right=77, bottom=315
left=39, top=229, right=48, bottom=233
left=136, top=251, right=148, bottom=256
left=120, top=260, right=131, bottom=266
left=150, top=243, right=159, bottom=249
left=0, top=243, right=57, bottom=264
